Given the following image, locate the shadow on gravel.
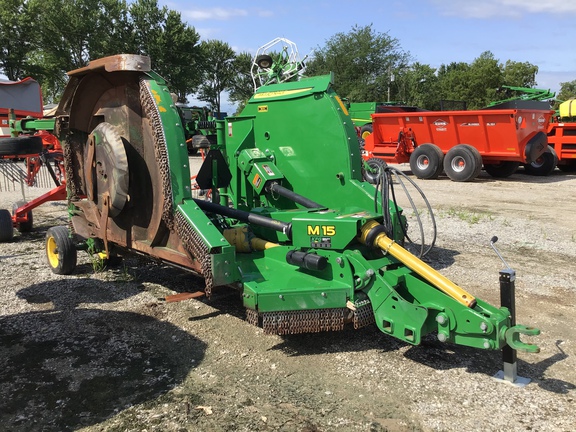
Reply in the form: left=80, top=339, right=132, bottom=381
left=270, top=325, right=407, bottom=356
left=0, top=279, right=206, bottom=432
left=272, top=326, right=575, bottom=393
left=403, top=336, right=575, bottom=394
left=420, top=245, right=459, bottom=270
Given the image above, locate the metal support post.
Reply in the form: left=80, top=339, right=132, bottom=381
left=494, top=268, right=531, bottom=386
left=490, top=236, right=531, bottom=386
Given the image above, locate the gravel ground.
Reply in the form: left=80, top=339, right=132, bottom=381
left=0, top=157, right=575, bottom=432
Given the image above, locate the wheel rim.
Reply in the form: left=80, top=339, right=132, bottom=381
left=46, top=236, right=59, bottom=268
left=531, top=157, right=545, bottom=168
left=416, top=155, right=430, bottom=170
left=451, top=156, right=467, bottom=173
left=361, top=131, right=371, bottom=140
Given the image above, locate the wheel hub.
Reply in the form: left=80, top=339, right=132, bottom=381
left=85, top=122, right=129, bottom=217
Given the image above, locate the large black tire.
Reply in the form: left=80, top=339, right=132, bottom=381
left=12, top=200, right=33, bottom=232
left=0, top=209, right=13, bottom=242
left=459, top=144, right=483, bottom=180
left=443, top=145, right=480, bottom=182
left=484, top=161, right=520, bottom=178
left=524, top=146, right=558, bottom=176
left=359, top=124, right=373, bottom=140
left=45, top=226, right=77, bottom=275
left=0, top=136, right=43, bottom=156
left=363, top=158, right=387, bottom=184
left=409, top=144, right=444, bottom=179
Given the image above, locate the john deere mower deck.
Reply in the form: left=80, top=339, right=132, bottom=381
left=45, top=45, right=538, bottom=355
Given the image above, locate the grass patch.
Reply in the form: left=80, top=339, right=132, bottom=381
left=442, top=207, right=493, bottom=225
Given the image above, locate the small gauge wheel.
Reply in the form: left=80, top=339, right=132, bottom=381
left=46, top=226, right=77, bottom=275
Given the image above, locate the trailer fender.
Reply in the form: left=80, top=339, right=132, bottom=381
left=524, top=131, right=547, bottom=163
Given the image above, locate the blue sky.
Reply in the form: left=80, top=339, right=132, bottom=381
left=161, top=0, right=576, bottom=111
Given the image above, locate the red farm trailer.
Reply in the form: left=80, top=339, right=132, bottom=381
left=363, top=105, right=554, bottom=181
left=545, top=100, right=576, bottom=173
left=0, top=78, right=66, bottom=241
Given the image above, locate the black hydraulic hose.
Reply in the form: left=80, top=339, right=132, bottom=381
left=389, top=167, right=437, bottom=257
left=372, top=165, right=437, bottom=258
left=267, top=183, right=324, bottom=209
left=192, top=198, right=292, bottom=237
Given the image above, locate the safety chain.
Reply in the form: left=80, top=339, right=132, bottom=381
left=139, top=78, right=174, bottom=231
left=139, top=78, right=214, bottom=296
left=261, top=308, right=346, bottom=335
left=352, top=300, right=375, bottom=329
left=245, top=308, right=259, bottom=327
left=174, top=211, right=214, bottom=297
left=63, top=135, right=81, bottom=198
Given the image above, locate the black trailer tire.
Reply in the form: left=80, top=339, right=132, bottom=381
left=12, top=200, right=33, bottom=232
left=524, top=146, right=558, bottom=176
left=459, top=144, right=483, bottom=180
left=443, top=145, right=480, bottom=182
left=363, top=158, right=387, bottom=184
left=409, top=144, right=444, bottom=179
left=0, top=209, right=13, bottom=242
left=360, top=124, right=373, bottom=140
left=484, top=161, right=520, bottom=178
left=45, top=226, right=77, bottom=275
left=0, top=136, right=43, bottom=156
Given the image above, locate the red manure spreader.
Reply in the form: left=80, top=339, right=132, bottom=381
left=363, top=102, right=554, bottom=182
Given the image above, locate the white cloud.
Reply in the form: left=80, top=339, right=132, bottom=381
left=537, top=70, right=576, bottom=94
left=194, top=27, right=221, bottom=39
left=431, top=0, right=576, bottom=19
left=183, top=7, right=248, bottom=21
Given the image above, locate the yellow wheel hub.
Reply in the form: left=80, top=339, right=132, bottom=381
left=46, top=235, right=59, bottom=268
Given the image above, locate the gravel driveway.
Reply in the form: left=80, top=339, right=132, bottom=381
left=0, top=158, right=575, bottom=431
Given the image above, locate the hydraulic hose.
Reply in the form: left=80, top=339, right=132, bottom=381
left=267, top=183, right=324, bottom=209
left=360, top=220, right=476, bottom=308
left=370, top=162, right=437, bottom=258
left=193, top=198, right=292, bottom=237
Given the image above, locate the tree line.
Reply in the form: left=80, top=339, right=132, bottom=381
left=1, top=1, right=575, bottom=113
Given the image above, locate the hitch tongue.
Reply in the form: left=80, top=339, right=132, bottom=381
left=505, top=325, right=541, bottom=353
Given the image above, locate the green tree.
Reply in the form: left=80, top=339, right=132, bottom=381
left=396, top=62, right=439, bottom=109
left=436, top=61, right=471, bottom=107
left=436, top=52, right=506, bottom=109
left=306, top=24, right=410, bottom=102
left=0, top=0, right=200, bottom=103
left=228, top=51, right=255, bottom=113
left=0, top=0, right=38, bottom=80
left=466, top=51, right=502, bottom=108
left=501, top=60, right=538, bottom=87
left=196, top=39, right=235, bottom=114
left=26, top=0, right=133, bottom=102
left=556, top=80, right=576, bottom=102
left=129, top=0, right=202, bottom=102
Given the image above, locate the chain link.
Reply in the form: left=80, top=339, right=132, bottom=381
left=353, top=300, right=375, bottom=329
left=261, top=308, right=346, bottom=335
left=139, top=78, right=174, bottom=231
left=140, top=77, right=214, bottom=296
